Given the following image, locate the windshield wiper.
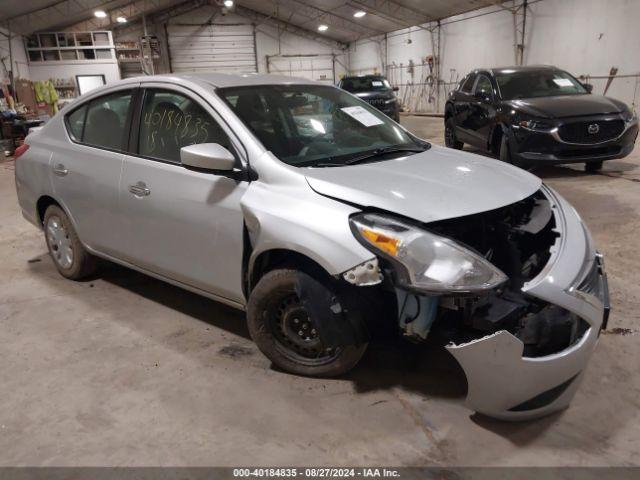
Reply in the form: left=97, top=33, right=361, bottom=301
left=343, top=145, right=427, bottom=166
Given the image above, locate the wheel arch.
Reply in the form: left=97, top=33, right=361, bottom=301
left=246, top=246, right=335, bottom=296
left=36, top=195, right=62, bottom=225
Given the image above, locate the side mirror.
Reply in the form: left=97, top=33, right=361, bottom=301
left=583, top=83, right=594, bottom=93
left=180, top=143, right=235, bottom=171
left=392, top=86, right=399, bottom=92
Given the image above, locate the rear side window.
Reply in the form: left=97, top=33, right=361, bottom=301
left=66, top=90, right=133, bottom=151
left=460, top=74, right=476, bottom=93
left=138, top=89, right=232, bottom=164
left=66, top=105, right=87, bottom=140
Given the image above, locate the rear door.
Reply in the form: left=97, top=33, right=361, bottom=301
left=52, top=87, right=136, bottom=256
left=118, top=83, right=248, bottom=304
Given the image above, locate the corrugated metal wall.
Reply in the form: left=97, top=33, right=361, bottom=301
left=167, top=23, right=257, bottom=74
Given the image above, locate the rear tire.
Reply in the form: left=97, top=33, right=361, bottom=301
left=247, top=269, right=367, bottom=377
left=585, top=161, right=603, bottom=173
left=43, top=205, right=97, bottom=280
left=445, top=118, right=463, bottom=149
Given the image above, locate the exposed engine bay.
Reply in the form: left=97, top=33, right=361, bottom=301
left=377, top=190, right=589, bottom=357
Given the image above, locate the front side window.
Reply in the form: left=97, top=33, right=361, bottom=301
left=460, top=74, right=476, bottom=93
left=218, top=85, right=426, bottom=168
left=138, top=89, right=232, bottom=164
left=474, top=75, right=493, bottom=98
left=81, top=90, right=133, bottom=151
left=496, top=69, right=588, bottom=100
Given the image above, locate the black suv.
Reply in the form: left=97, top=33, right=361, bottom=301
left=444, top=66, right=638, bottom=171
left=338, top=75, right=400, bottom=122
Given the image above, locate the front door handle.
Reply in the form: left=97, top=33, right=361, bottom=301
left=53, top=164, right=68, bottom=177
left=128, top=181, right=151, bottom=197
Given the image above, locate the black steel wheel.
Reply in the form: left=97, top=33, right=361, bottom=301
left=247, top=269, right=367, bottom=377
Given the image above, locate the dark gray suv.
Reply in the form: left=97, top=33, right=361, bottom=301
left=338, top=75, right=400, bottom=122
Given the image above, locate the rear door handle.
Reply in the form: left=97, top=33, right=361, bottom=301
left=128, top=181, right=151, bottom=197
left=53, top=164, right=68, bottom=176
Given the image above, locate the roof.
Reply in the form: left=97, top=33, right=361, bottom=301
left=115, top=72, right=321, bottom=89
left=487, top=65, right=559, bottom=74
left=2, top=0, right=502, bottom=42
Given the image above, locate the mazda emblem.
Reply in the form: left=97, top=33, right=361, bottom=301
left=587, top=123, right=600, bottom=134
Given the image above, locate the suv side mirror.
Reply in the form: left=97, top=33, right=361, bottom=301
left=392, top=86, right=399, bottom=92
left=583, top=83, right=594, bottom=93
left=181, top=143, right=235, bottom=171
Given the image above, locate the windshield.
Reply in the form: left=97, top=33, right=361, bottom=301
left=496, top=70, right=588, bottom=100
left=341, top=77, right=391, bottom=93
left=218, top=85, right=425, bottom=168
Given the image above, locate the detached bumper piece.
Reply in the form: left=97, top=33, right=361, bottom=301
left=445, top=186, right=609, bottom=420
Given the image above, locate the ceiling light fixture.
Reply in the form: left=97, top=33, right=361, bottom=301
left=94, top=10, right=107, bottom=18
left=223, top=0, right=234, bottom=7
left=116, top=16, right=127, bottom=23
left=354, top=10, right=366, bottom=18
left=318, top=24, right=328, bottom=32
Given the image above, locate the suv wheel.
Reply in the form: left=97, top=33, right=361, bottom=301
left=247, top=269, right=367, bottom=377
left=445, top=118, right=463, bottom=149
left=585, top=161, right=603, bottom=173
left=43, top=205, right=97, bottom=280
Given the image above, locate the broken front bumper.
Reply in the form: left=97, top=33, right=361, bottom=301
left=446, top=185, right=609, bottom=421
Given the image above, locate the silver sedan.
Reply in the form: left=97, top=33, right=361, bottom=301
left=14, top=73, right=609, bottom=420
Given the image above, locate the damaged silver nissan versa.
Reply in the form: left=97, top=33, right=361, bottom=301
left=15, top=74, right=610, bottom=420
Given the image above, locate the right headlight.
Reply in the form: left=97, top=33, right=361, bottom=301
left=349, top=213, right=508, bottom=294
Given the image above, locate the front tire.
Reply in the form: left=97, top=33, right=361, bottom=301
left=585, top=161, right=603, bottom=173
left=43, top=205, right=97, bottom=280
left=499, top=133, right=513, bottom=163
left=247, top=269, right=367, bottom=377
left=445, top=118, right=463, bottom=149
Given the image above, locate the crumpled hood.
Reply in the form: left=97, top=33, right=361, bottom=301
left=505, top=95, right=626, bottom=118
left=304, top=145, right=542, bottom=224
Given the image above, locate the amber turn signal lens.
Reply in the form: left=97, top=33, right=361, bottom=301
left=360, top=228, right=400, bottom=257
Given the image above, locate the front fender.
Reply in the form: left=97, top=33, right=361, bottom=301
left=241, top=172, right=374, bottom=280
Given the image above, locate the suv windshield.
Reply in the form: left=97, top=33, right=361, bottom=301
left=496, top=70, right=588, bottom=100
left=341, top=77, right=391, bottom=93
left=218, top=85, right=426, bottom=168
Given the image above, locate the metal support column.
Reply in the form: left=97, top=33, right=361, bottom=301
left=513, top=0, right=528, bottom=65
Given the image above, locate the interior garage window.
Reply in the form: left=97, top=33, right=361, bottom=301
left=138, top=89, right=232, bottom=164
left=70, top=90, right=133, bottom=151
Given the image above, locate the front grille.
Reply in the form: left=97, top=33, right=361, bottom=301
left=556, top=146, right=621, bottom=158
left=558, top=119, right=624, bottom=144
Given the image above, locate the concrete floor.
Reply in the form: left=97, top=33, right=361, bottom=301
left=1, top=115, right=639, bottom=467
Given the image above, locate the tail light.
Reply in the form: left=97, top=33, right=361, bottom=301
left=13, top=144, right=29, bottom=161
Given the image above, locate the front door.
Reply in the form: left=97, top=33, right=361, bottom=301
left=50, top=87, right=135, bottom=256
left=118, top=85, right=248, bottom=304
left=467, top=74, right=497, bottom=149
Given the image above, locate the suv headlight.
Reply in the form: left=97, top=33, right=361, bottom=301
left=349, top=213, right=508, bottom=294
left=623, top=108, right=637, bottom=125
left=517, top=117, right=554, bottom=132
